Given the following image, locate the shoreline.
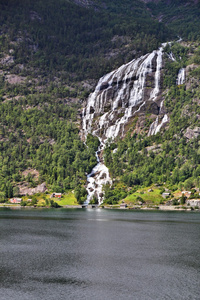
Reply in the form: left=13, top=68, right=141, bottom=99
left=104, top=205, right=199, bottom=211
left=0, top=204, right=82, bottom=209
left=0, top=204, right=199, bottom=211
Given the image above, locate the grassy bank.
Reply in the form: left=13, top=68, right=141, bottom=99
left=122, top=186, right=164, bottom=206
left=53, top=192, right=78, bottom=206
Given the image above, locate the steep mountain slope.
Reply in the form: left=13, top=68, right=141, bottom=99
left=101, top=42, right=200, bottom=204
left=82, top=44, right=167, bottom=142
left=0, top=0, right=200, bottom=204
left=0, top=0, right=170, bottom=202
left=81, top=39, right=200, bottom=203
left=0, top=0, right=170, bottom=82
left=145, top=0, right=200, bottom=40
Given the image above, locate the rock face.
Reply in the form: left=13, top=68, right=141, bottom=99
left=140, top=0, right=161, bottom=3
left=5, top=74, right=26, bottom=85
left=0, top=55, right=14, bottom=65
left=82, top=44, right=170, bottom=142
left=184, top=127, right=200, bottom=139
left=73, top=0, right=99, bottom=8
left=19, top=182, right=47, bottom=196
left=185, top=64, right=199, bottom=90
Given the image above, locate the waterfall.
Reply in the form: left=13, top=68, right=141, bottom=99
left=168, top=52, right=176, bottom=61
left=150, top=46, right=163, bottom=100
left=82, top=43, right=173, bottom=203
left=148, top=114, right=169, bottom=136
left=83, top=44, right=169, bottom=143
left=176, top=68, right=185, bottom=85
left=148, top=116, right=159, bottom=136
left=85, top=143, right=112, bottom=205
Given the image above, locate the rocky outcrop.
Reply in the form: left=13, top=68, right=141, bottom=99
left=72, top=0, right=102, bottom=9
left=5, top=74, right=26, bottom=85
left=19, top=182, right=47, bottom=196
left=186, top=199, right=200, bottom=207
left=140, top=0, right=161, bottom=3
left=73, top=0, right=93, bottom=7
left=185, top=64, right=199, bottom=91
left=0, top=55, right=14, bottom=65
left=184, top=127, right=200, bottom=139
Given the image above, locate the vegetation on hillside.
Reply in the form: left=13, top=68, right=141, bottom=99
left=147, top=0, right=200, bottom=41
left=1, top=0, right=200, bottom=203
left=0, top=0, right=172, bottom=81
left=103, top=43, right=200, bottom=204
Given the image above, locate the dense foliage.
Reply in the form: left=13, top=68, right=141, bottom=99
left=1, top=0, right=200, bottom=203
left=0, top=0, right=172, bottom=81
left=0, top=78, right=100, bottom=200
left=103, top=43, right=200, bottom=203
left=147, top=0, right=200, bottom=41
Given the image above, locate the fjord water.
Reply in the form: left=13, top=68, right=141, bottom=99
left=0, top=208, right=200, bottom=300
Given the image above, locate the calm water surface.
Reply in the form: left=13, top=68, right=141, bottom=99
left=0, top=208, right=200, bottom=300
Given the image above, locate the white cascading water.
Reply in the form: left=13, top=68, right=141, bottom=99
left=148, top=114, right=169, bottom=136
left=83, top=44, right=167, bottom=142
left=176, top=68, right=185, bottom=85
left=85, top=142, right=112, bottom=205
left=82, top=42, right=180, bottom=204
left=168, top=52, right=176, bottom=61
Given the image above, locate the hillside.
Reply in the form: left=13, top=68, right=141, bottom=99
left=0, top=0, right=171, bottom=81
left=146, top=0, right=200, bottom=41
left=0, top=0, right=200, bottom=204
left=83, top=40, right=200, bottom=204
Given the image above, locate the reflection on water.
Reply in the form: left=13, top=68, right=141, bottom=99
left=0, top=208, right=200, bottom=300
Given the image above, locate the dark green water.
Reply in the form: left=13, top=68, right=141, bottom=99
left=0, top=208, right=200, bottom=300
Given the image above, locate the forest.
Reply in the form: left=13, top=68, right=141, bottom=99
left=0, top=0, right=172, bottom=81
left=102, top=43, right=200, bottom=204
left=0, top=0, right=200, bottom=204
